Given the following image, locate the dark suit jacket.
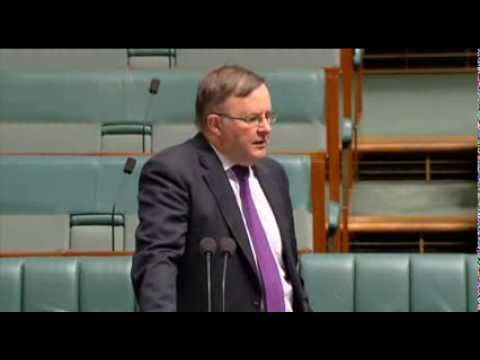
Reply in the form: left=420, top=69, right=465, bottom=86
left=131, top=133, right=310, bottom=312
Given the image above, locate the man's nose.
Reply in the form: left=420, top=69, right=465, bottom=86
left=257, top=117, right=272, bottom=134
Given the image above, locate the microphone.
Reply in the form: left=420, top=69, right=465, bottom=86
left=111, top=157, right=137, bottom=251
left=219, top=237, right=237, bottom=312
left=199, top=237, right=217, bottom=312
left=142, top=78, right=160, bottom=153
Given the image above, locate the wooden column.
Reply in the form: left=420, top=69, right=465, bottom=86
left=340, top=49, right=354, bottom=119
left=311, top=151, right=327, bottom=252
left=324, top=67, right=341, bottom=251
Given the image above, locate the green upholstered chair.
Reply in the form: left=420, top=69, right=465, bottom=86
left=300, top=253, right=478, bottom=312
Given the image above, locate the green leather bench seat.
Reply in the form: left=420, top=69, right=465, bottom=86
left=271, top=155, right=339, bottom=250
left=127, top=69, right=328, bottom=152
left=0, top=156, right=146, bottom=214
left=0, top=254, right=475, bottom=312
left=0, top=69, right=329, bottom=153
left=0, top=154, right=318, bottom=252
left=0, top=69, right=126, bottom=123
left=0, top=69, right=126, bottom=152
left=0, top=156, right=147, bottom=251
left=271, top=154, right=312, bottom=251
left=0, top=256, right=135, bottom=312
left=266, top=71, right=327, bottom=152
left=300, top=253, right=477, bottom=312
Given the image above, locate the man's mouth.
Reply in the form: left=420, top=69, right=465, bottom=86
left=253, top=139, right=267, bottom=146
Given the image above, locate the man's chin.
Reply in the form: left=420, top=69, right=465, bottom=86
left=237, top=149, right=268, bottom=166
left=251, top=147, right=268, bottom=159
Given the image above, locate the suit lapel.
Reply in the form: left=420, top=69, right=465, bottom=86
left=193, top=134, right=259, bottom=280
left=253, top=162, right=296, bottom=270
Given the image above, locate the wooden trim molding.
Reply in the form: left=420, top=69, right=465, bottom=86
left=364, top=68, right=476, bottom=75
left=325, top=67, right=342, bottom=251
left=311, top=152, right=327, bottom=252
left=340, top=49, right=354, bottom=119
left=348, top=215, right=476, bottom=233
left=358, top=135, right=476, bottom=154
left=324, top=67, right=341, bottom=203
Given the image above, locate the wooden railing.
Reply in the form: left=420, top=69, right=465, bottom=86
left=362, top=48, right=476, bottom=74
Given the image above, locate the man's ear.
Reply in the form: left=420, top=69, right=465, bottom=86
left=206, top=114, right=222, bottom=137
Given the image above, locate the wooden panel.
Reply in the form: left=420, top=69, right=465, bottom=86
left=348, top=215, right=476, bottom=233
left=311, top=152, right=327, bottom=252
left=364, top=68, right=476, bottom=75
left=363, top=48, right=476, bottom=74
left=358, top=135, right=476, bottom=154
left=325, top=67, right=341, bottom=202
left=340, top=49, right=354, bottom=119
left=325, top=67, right=342, bottom=251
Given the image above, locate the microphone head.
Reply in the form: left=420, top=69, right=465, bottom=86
left=219, top=237, right=237, bottom=256
left=123, top=157, right=137, bottom=174
left=199, top=237, right=217, bottom=255
left=149, top=78, right=160, bottom=95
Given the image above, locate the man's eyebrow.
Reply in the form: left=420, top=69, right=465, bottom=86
left=245, top=110, right=274, bottom=116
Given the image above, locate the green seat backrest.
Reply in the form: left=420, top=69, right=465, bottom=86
left=270, top=154, right=313, bottom=251
left=94, top=156, right=147, bottom=213
left=300, top=253, right=477, bottom=312
left=0, top=154, right=312, bottom=214
left=301, top=254, right=355, bottom=311
left=0, top=156, right=148, bottom=251
left=0, top=155, right=313, bottom=251
left=0, top=156, right=99, bottom=214
left=466, top=254, right=477, bottom=312
left=0, top=69, right=328, bottom=152
left=266, top=71, right=326, bottom=125
left=270, top=154, right=311, bottom=211
left=0, top=69, right=126, bottom=123
left=0, top=256, right=135, bottom=312
left=8, top=253, right=471, bottom=312
left=0, top=69, right=325, bottom=124
left=0, top=69, right=325, bottom=125
left=125, top=69, right=326, bottom=124
left=410, top=254, right=469, bottom=312
left=126, top=70, right=201, bottom=124
left=0, top=156, right=147, bottom=214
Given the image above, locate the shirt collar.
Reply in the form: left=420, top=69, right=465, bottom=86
left=210, top=144, right=252, bottom=176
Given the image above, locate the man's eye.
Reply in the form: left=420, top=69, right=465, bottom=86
left=246, top=116, right=259, bottom=123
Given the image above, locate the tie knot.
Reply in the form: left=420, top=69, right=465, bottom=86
left=231, top=165, right=249, bottom=182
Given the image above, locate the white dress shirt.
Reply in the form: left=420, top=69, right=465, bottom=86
left=211, top=145, right=293, bottom=312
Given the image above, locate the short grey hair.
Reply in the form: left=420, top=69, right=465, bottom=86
left=195, top=65, right=266, bottom=129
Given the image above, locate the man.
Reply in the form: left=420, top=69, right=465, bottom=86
left=131, top=65, right=310, bottom=312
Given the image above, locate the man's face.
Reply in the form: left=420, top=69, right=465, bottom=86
left=214, top=84, right=273, bottom=166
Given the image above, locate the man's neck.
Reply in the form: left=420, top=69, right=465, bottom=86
left=203, top=131, right=255, bottom=168
left=209, top=143, right=237, bottom=171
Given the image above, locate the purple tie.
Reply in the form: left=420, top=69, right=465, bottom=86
left=232, top=165, right=285, bottom=312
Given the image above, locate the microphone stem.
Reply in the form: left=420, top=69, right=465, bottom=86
left=206, top=253, right=212, bottom=312
left=111, top=203, right=116, bottom=252
left=142, top=94, right=154, bottom=153
left=222, top=253, right=228, bottom=312
left=142, top=124, right=145, bottom=153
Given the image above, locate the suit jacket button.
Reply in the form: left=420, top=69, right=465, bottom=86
left=253, top=300, right=260, bottom=307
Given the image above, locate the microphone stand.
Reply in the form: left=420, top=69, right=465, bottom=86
left=111, top=158, right=137, bottom=251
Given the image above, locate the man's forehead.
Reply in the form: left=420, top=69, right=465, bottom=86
left=226, top=85, right=271, bottom=103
